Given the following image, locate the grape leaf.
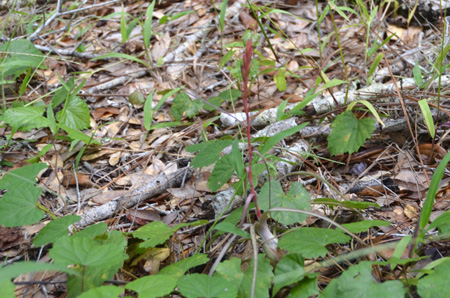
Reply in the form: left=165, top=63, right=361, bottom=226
left=171, top=91, right=203, bottom=121
left=273, top=253, right=305, bottom=295
left=178, top=274, right=237, bottom=298
left=320, top=262, right=406, bottom=298
left=33, top=215, right=81, bottom=247
left=191, top=140, right=232, bottom=168
left=56, top=96, right=90, bottom=130
left=208, top=154, right=235, bottom=192
left=279, top=228, right=350, bottom=258
left=259, top=181, right=311, bottom=225
left=125, top=275, right=177, bottom=298
left=1, top=106, right=49, bottom=131
left=327, top=111, right=375, bottom=156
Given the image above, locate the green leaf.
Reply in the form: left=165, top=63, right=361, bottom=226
left=219, top=49, right=235, bottom=69
left=279, top=228, right=350, bottom=258
left=259, top=181, right=311, bottom=225
left=56, top=96, right=90, bottom=130
left=52, top=77, right=75, bottom=107
left=178, top=274, right=237, bottom=298
left=57, top=123, right=101, bottom=145
left=273, top=253, right=305, bottom=295
left=413, top=61, right=424, bottom=87
left=77, top=285, right=123, bottom=298
left=320, top=78, right=346, bottom=91
left=320, top=262, right=406, bottom=298
left=0, top=262, right=77, bottom=285
left=347, top=100, right=385, bottom=126
left=143, top=1, right=156, bottom=49
left=33, top=215, right=81, bottom=247
left=125, top=275, right=177, bottom=298
left=258, top=123, right=308, bottom=156
left=428, top=210, right=450, bottom=234
left=215, top=257, right=244, bottom=284
left=191, top=140, right=232, bottom=168
left=214, top=222, right=249, bottom=238
left=0, top=39, right=45, bottom=78
left=143, top=90, right=155, bottom=130
left=290, top=274, right=319, bottom=298
left=50, top=236, right=127, bottom=297
left=1, top=106, right=49, bottom=131
left=208, top=154, right=235, bottom=192
left=341, top=220, right=391, bottom=233
left=217, top=89, right=241, bottom=102
left=274, top=68, right=287, bottom=91
left=132, top=221, right=174, bottom=248
left=0, top=163, right=48, bottom=227
left=239, top=254, right=273, bottom=298
left=418, top=99, right=435, bottom=138
left=133, top=221, right=205, bottom=248
left=218, top=0, right=228, bottom=32
left=327, top=111, right=375, bottom=156
left=417, top=258, right=450, bottom=298
left=420, top=152, right=450, bottom=230
left=171, top=92, right=203, bottom=121
left=159, top=254, right=209, bottom=278
left=231, top=138, right=245, bottom=177
left=50, top=236, right=126, bottom=268
left=72, top=222, right=108, bottom=240
left=313, top=198, right=379, bottom=210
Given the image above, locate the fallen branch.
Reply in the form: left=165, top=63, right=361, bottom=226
left=72, top=166, right=193, bottom=229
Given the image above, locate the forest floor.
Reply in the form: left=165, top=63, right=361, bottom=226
left=1, top=0, right=450, bottom=297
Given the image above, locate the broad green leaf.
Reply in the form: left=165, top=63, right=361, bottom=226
left=204, top=96, right=223, bottom=111
left=52, top=77, right=75, bottom=107
left=239, top=254, right=273, bottom=298
left=132, top=221, right=174, bottom=248
left=72, top=222, right=108, bottom=240
left=420, top=152, right=450, bottom=230
left=56, top=96, right=90, bottom=130
left=208, top=154, right=235, bottom=192
left=191, top=140, right=232, bottom=168
left=218, top=88, right=241, bottom=102
left=0, top=163, right=47, bottom=227
left=133, top=221, right=205, bottom=248
left=0, top=39, right=45, bottom=77
left=1, top=106, right=49, bottom=131
left=0, top=163, right=47, bottom=190
left=290, top=274, right=319, bottom=298
left=215, top=257, right=244, bottom=284
left=279, top=228, right=350, bottom=258
left=33, top=215, right=81, bottom=247
left=418, top=99, right=435, bottom=138
left=125, top=275, right=177, bottom=298
left=159, top=254, right=209, bottom=278
left=418, top=258, right=450, bottom=298
left=341, top=220, right=391, bottom=233
left=77, top=285, right=123, bottom=298
left=178, top=274, right=237, bottom=298
left=50, top=237, right=126, bottom=268
left=171, top=92, right=203, bottom=121
left=273, top=253, right=305, bottom=295
left=320, top=262, right=406, bottom=298
left=214, top=222, right=249, bottom=238
left=0, top=261, right=76, bottom=282
left=259, top=181, right=311, bottom=225
left=274, top=68, right=287, bottom=91
left=327, top=111, right=375, bottom=156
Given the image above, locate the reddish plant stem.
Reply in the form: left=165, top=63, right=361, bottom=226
left=242, top=39, right=261, bottom=220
